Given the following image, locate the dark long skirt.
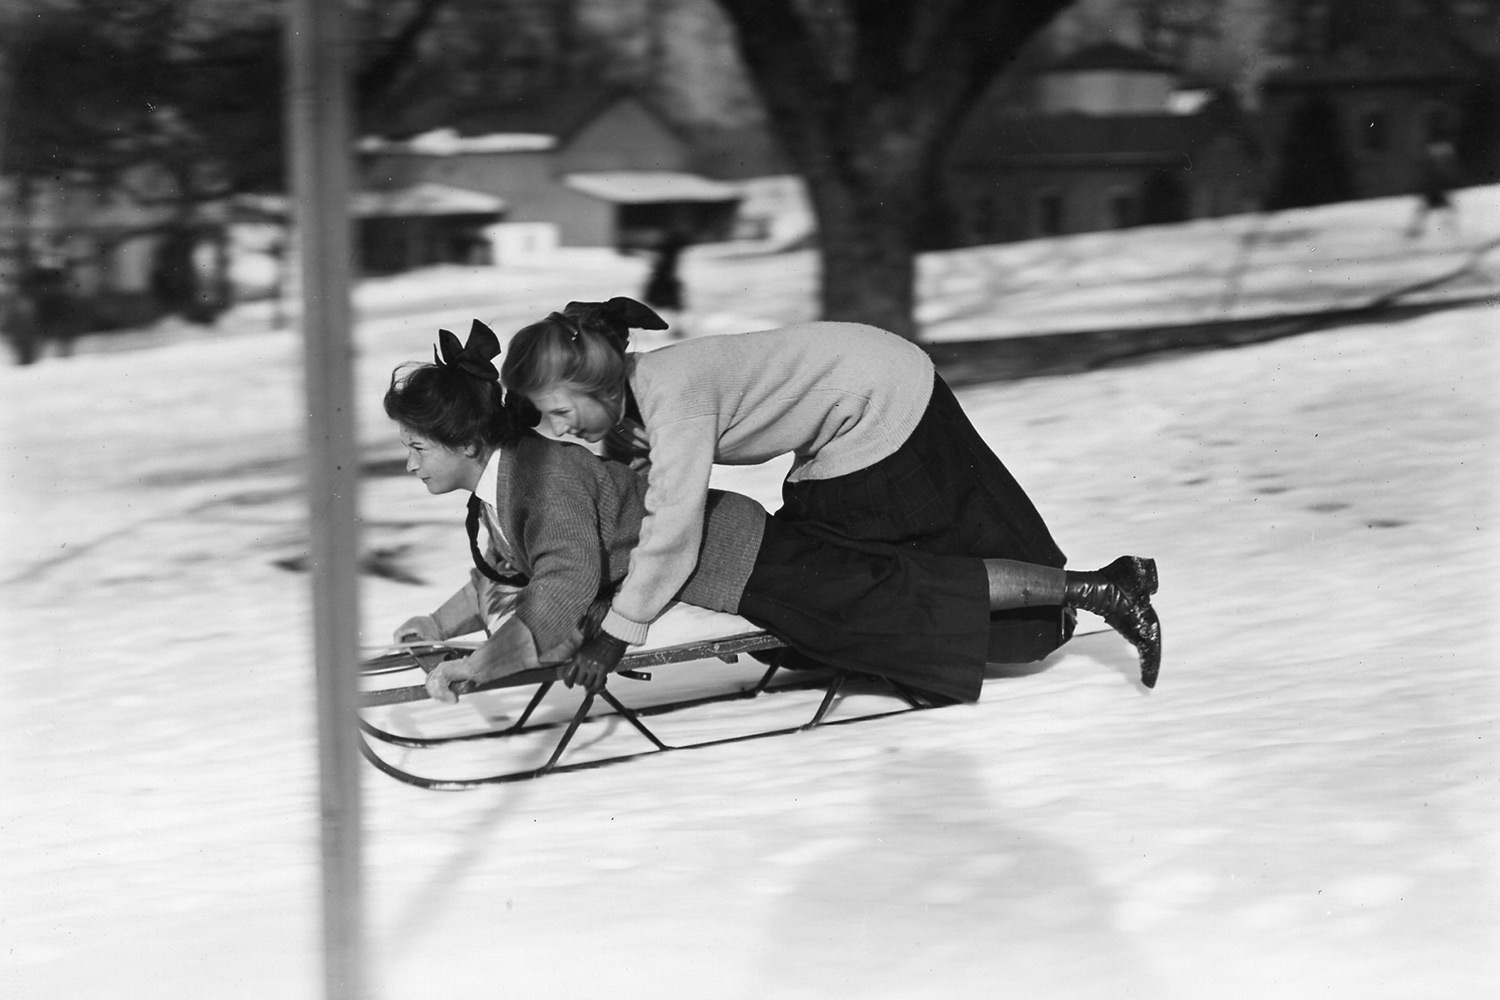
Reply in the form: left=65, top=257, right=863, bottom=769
left=736, top=373, right=1071, bottom=703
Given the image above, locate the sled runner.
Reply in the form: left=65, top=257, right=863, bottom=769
left=358, top=603, right=954, bottom=790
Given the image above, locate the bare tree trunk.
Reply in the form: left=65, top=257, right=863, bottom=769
left=806, top=148, right=923, bottom=338
left=714, top=0, right=1072, bottom=340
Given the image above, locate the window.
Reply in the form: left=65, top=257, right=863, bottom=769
left=1036, top=190, right=1065, bottom=236
left=1106, top=188, right=1137, bottom=229
left=973, top=195, right=997, bottom=241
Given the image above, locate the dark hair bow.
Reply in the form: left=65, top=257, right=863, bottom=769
left=434, top=319, right=501, bottom=380
left=562, top=296, right=667, bottom=352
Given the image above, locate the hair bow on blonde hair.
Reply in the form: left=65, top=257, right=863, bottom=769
left=561, top=296, right=667, bottom=352
left=434, top=319, right=501, bottom=380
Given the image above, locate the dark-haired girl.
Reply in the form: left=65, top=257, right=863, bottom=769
left=384, top=320, right=764, bottom=701
left=501, top=299, right=1163, bottom=701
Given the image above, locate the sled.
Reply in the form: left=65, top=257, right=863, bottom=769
left=357, top=603, right=954, bottom=790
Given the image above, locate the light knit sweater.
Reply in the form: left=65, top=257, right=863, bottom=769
left=450, top=431, right=765, bottom=655
left=601, top=321, right=935, bottom=644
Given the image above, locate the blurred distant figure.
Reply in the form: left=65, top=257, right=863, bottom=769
left=18, top=261, right=81, bottom=360
left=3, top=280, right=42, bottom=365
left=641, top=231, right=688, bottom=338
left=1407, top=136, right=1461, bottom=239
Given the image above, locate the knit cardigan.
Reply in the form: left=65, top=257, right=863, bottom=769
left=600, top=321, right=935, bottom=644
left=479, top=431, right=764, bottom=655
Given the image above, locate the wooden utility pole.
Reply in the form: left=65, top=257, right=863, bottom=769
left=285, top=2, right=364, bottom=998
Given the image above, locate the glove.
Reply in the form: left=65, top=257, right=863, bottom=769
left=394, top=615, right=448, bottom=674
left=561, top=632, right=628, bottom=694
left=394, top=615, right=443, bottom=644
left=425, top=656, right=477, bottom=705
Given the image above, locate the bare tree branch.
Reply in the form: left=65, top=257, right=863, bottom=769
left=356, top=0, right=450, bottom=108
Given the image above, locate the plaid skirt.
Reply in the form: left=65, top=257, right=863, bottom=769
left=736, top=373, right=1070, bottom=702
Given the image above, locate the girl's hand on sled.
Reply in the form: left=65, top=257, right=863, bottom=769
left=425, top=656, right=481, bottom=704
left=395, top=615, right=443, bottom=644
left=562, top=633, right=628, bottom=694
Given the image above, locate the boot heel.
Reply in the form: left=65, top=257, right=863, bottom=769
left=1101, top=556, right=1157, bottom=599
left=1140, top=558, right=1158, bottom=596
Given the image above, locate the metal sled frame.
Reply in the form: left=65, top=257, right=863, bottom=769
left=357, top=632, right=953, bottom=790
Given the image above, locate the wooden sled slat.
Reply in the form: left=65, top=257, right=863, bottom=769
left=359, top=630, right=786, bottom=709
left=356, top=627, right=953, bottom=789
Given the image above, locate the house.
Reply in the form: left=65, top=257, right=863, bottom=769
left=943, top=41, right=1261, bottom=245
left=1259, top=40, right=1485, bottom=206
left=359, top=89, right=743, bottom=254
left=233, top=183, right=506, bottom=275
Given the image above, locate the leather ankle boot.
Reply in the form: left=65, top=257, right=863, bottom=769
left=1064, top=557, right=1162, bottom=688
left=1102, top=554, right=1157, bottom=600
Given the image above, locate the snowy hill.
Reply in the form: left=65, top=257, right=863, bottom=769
left=2, top=189, right=1497, bottom=1000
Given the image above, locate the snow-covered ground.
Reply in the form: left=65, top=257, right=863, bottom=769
left=2, top=188, right=1497, bottom=999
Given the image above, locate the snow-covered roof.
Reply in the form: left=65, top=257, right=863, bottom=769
left=561, top=172, right=742, bottom=205
left=234, top=183, right=505, bottom=219
left=358, top=129, right=557, bottom=156
left=351, top=183, right=505, bottom=217
left=1044, top=41, right=1176, bottom=75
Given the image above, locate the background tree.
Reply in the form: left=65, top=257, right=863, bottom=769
left=1129, top=0, right=1225, bottom=68
left=710, top=0, right=1074, bottom=340
left=354, top=0, right=624, bottom=134
left=3, top=0, right=287, bottom=324
left=0, top=0, right=473, bottom=331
